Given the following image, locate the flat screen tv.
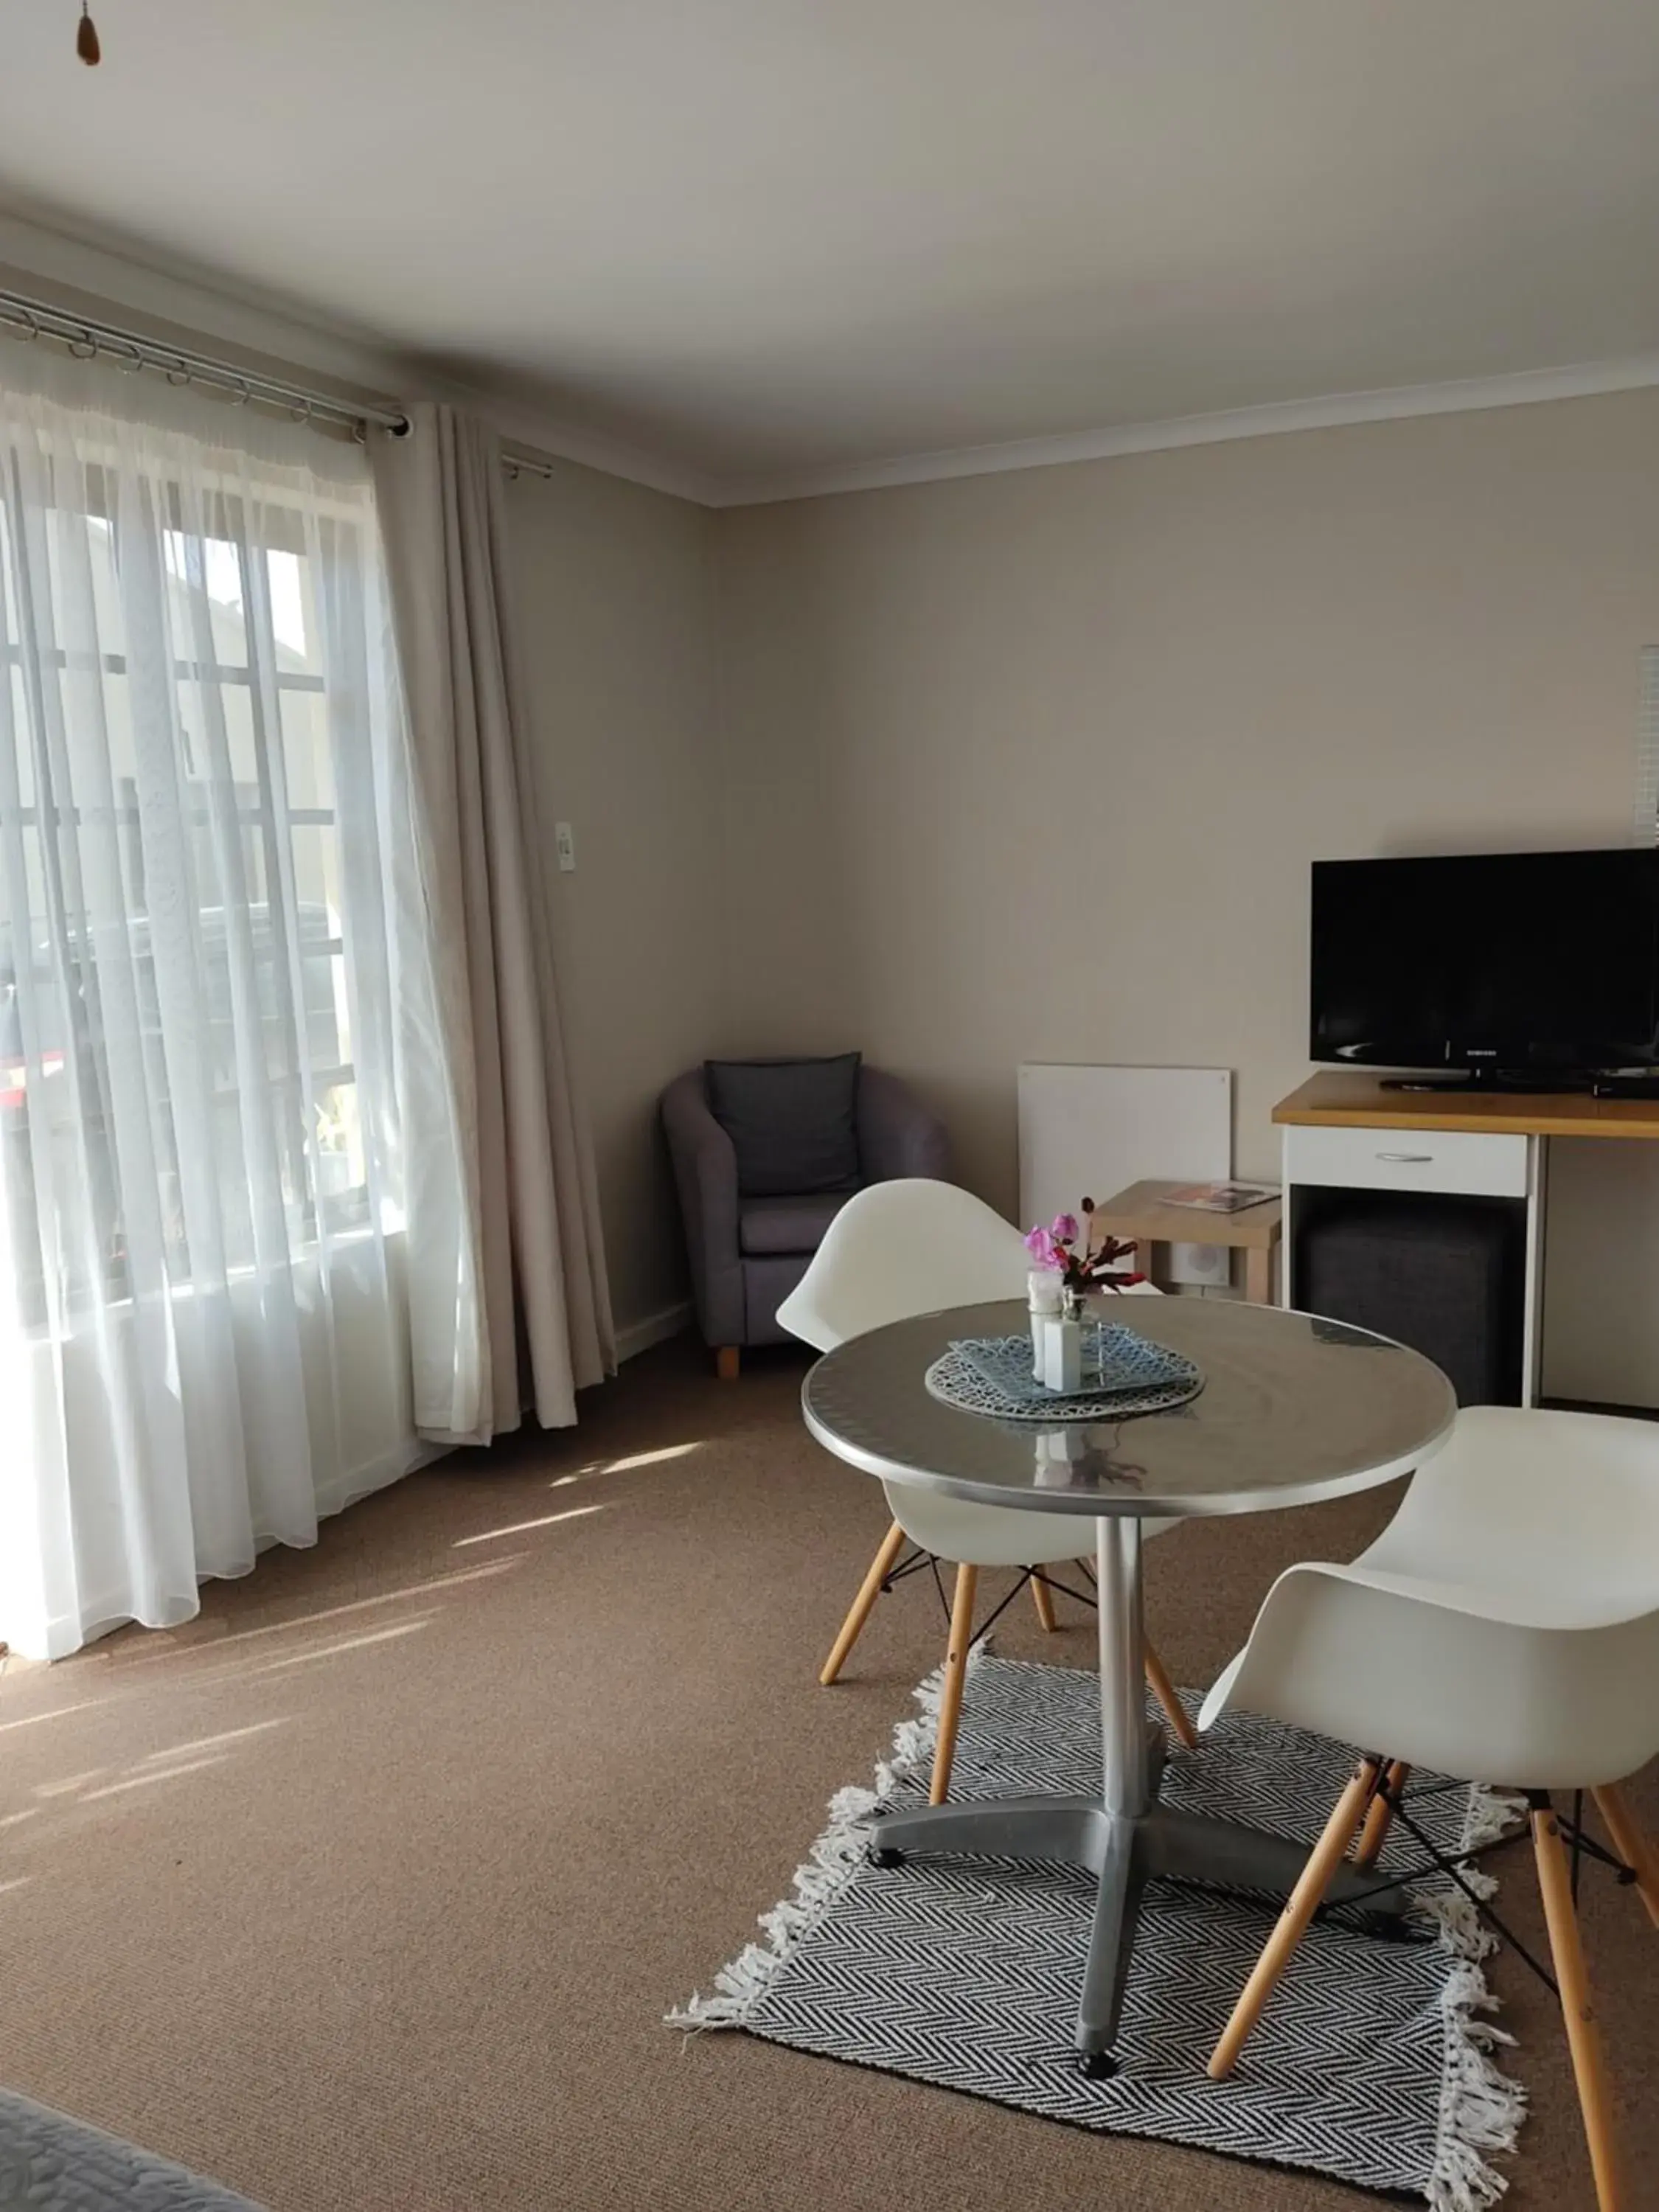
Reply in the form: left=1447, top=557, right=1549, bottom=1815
left=1310, top=849, right=1659, bottom=1083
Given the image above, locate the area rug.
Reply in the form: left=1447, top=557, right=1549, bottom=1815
left=672, top=1655, right=1526, bottom=2211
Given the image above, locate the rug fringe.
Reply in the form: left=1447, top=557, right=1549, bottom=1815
left=665, top=1649, right=964, bottom=2032
left=1423, top=1784, right=1530, bottom=2209
left=1427, top=1962, right=1526, bottom=2210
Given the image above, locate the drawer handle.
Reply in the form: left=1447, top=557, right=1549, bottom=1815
left=1376, top=1151, right=1434, bottom=1164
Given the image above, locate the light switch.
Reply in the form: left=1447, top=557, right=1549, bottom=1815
left=554, top=821, right=576, bottom=872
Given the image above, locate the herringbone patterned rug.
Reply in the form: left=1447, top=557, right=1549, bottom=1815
left=675, top=1657, right=1526, bottom=2210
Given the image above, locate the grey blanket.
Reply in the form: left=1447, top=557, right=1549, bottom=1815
left=0, top=2092, right=262, bottom=2211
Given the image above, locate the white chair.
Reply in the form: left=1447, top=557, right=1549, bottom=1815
left=1200, top=1404, right=1659, bottom=2212
left=776, top=1178, right=1194, bottom=1804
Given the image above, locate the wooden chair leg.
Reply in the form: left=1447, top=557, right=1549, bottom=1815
left=930, top=1564, right=978, bottom=1806
left=818, top=1520, right=906, bottom=1686
left=714, top=1345, right=740, bottom=1380
left=1352, top=1760, right=1410, bottom=1867
left=1208, top=1757, right=1382, bottom=2079
left=1029, top=1571, right=1058, bottom=1633
left=1141, top=1637, right=1197, bottom=1751
left=1532, top=1799, right=1627, bottom=2212
left=1591, top=1782, right=1659, bottom=1932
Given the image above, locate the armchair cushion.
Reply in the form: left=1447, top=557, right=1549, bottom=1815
left=740, top=1189, right=859, bottom=1257
left=705, top=1053, right=862, bottom=1197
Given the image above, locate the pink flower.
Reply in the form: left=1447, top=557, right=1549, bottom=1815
left=1050, top=1212, right=1079, bottom=1245
left=1023, top=1225, right=1062, bottom=1268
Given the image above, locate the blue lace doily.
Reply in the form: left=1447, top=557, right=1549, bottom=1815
left=925, top=1324, right=1203, bottom=1424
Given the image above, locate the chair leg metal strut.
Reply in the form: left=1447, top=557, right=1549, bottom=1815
left=866, top=1517, right=1409, bottom=2071
left=823, top=1528, right=1198, bottom=1757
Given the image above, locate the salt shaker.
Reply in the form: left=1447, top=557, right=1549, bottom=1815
left=1028, top=1268, right=1062, bottom=1377
left=1040, top=1310, right=1083, bottom=1394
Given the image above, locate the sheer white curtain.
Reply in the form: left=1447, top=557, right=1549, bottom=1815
left=0, top=347, right=479, bottom=1659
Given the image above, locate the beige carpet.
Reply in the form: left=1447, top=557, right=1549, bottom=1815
left=0, top=1337, right=1653, bottom=2212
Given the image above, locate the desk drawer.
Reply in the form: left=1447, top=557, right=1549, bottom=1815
left=1284, top=1123, right=1530, bottom=1199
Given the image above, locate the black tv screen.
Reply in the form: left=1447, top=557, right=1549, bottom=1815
left=1310, top=849, right=1659, bottom=1077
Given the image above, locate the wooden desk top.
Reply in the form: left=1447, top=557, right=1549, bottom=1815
left=1273, top=1071, right=1659, bottom=1141
left=1091, top=1178, right=1282, bottom=1249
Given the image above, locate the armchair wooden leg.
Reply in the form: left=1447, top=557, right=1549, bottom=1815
left=1029, top=1572, right=1058, bottom=1633
left=714, top=1345, right=740, bottom=1380
left=1591, top=1782, right=1659, bottom=1932
left=1141, top=1637, right=1197, bottom=1751
left=819, top=1520, right=907, bottom=1686
left=1352, top=1760, right=1411, bottom=1868
left=1532, top=1798, right=1627, bottom=2211
left=1208, top=1756, right=1382, bottom=2080
left=930, top=1565, right=978, bottom=1806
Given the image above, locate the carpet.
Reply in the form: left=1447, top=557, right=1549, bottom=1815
left=675, top=1655, right=1526, bottom=2211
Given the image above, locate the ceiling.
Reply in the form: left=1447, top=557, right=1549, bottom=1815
left=1, top=1, right=1658, bottom=495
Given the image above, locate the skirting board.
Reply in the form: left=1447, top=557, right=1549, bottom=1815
left=616, top=1301, right=694, bottom=1363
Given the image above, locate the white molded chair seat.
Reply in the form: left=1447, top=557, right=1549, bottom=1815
left=778, top=1178, right=1190, bottom=1801
left=777, top=1176, right=1022, bottom=1351
left=1198, top=1404, right=1659, bottom=1790
left=1202, top=1405, right=1659, bottom=2212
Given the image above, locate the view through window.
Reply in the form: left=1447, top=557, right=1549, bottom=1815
left=0, top=465, right=383, bottom=1328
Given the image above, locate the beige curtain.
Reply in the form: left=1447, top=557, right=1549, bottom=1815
left=371, top=403, right=613, bottom=1438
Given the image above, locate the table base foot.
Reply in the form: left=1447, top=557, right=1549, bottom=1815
left=866, top=1792, right=1413, bottom=2058
left=1147, top=1806, right=1411, bottom=1918
left=871, top=1792, right=1110, bottom=1872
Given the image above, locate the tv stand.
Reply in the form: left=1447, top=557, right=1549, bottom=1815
left=1378, top=1070, right=1593, bottom=1096
left=1275, top=1070, right=1659, bottom=1408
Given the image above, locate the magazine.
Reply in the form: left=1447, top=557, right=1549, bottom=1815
left=1161, top=1180, right=1279, bottom=1215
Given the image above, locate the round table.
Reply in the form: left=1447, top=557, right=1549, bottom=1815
left=801, top=1293, right=1456, bottom=2075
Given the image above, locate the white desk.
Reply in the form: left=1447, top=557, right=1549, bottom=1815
left=1275, top=1074, right=1659, bottom=1406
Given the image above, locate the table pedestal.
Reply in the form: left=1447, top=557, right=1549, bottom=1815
left=866, top=1516, right=1407, bottom=2071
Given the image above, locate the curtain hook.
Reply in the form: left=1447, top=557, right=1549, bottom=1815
left=232, top=375, right=251, bottom=408
left=69, top=330, right=98, bottom=360
left=17, top=306, right=40, bottom=343
left=165, top=358, right=191, bottom=388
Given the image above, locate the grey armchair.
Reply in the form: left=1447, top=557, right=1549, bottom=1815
left=661, top=1058, right=949, bottom=1376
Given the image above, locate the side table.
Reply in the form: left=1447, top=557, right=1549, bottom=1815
left=1091, top=1179, right=1282, bottom=1304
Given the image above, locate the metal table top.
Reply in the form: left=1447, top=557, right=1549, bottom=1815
left=801, top=1295, right=1455, bottom=1520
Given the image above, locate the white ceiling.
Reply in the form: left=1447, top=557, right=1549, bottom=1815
left=1, top=1, right=1658, bottom=495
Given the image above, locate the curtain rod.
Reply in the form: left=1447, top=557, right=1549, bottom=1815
left=502, top=448, right=557, bottom=481
left=0, top=285, right=411, bottom=437
left=0, top=285, right=571, bottom=484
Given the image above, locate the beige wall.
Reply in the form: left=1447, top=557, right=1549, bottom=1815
left=713, top=392, right=1659, bottom=1399
left=507, top=459, right=724, bottom=1343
